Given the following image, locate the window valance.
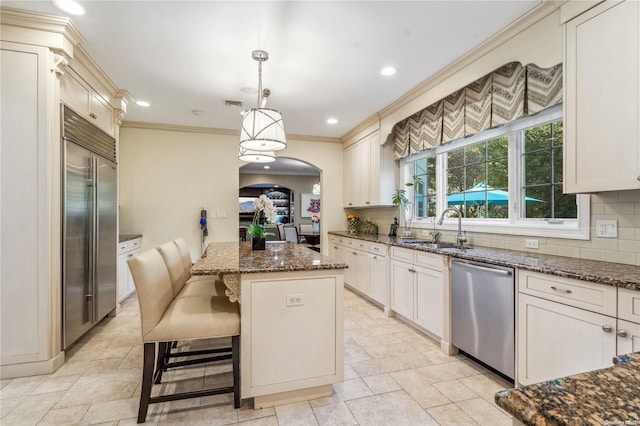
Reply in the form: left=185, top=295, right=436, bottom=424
left=392, top=62, right=562, bottom=160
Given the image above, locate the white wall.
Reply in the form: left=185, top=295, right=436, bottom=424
left=118, top=126, right=342, bottom=259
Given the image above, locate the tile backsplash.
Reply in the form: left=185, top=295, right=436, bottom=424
left=347, top=190, right=640, bottom=266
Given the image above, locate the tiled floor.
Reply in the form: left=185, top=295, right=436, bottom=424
left=1, top=289, right=513, bottom=425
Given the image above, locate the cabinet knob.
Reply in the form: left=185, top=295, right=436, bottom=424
left=602, top=325, right=612, bottom=333
left=89, top=113, right=97, bottom=119
left=617, top=329, right=628, bottom=338
left=637, top=175, right=640, bottom=182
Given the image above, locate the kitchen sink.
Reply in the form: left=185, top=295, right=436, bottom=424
left=400, top=241, right=458, bottom=250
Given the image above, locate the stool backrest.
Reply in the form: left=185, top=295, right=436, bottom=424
left=174, top=237, right=193, bottom=273
left=128, top=249, right=175, bottom=338
left=284, top=226, right=299, bottom=243
left=157, top=241, right=188, bottom=297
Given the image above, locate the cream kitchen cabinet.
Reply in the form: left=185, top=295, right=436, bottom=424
left=343, top=131, right=395, bottom=208
left=367, top=243, right=389, bottom=307
left=61, top=68, right=116, bottom=137
left=617, top=288, right=640, bottom=354
left=563, top=0, right=640, bottom=192
left=117, top=238, right=141, bottom=303
left=390, top=246, right=446, bottom=339
left=517, top=270, right=619, bottom=385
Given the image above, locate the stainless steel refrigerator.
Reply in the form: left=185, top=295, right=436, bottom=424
left=62, top=106, right=117, bottom=350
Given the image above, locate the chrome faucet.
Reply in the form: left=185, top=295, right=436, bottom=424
left=437, top=207, right=467, bottom=249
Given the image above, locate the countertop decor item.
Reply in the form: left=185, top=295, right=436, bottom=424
left=311, top=214, right=320, bottom=233
left=346, top=214, right=360, bottom=235
left=392, top=177, right=420, bottom=237
left=248, top=195, right=277, bottom=250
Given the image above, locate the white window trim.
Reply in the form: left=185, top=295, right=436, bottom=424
left=402, top=105, right=590, bottom=240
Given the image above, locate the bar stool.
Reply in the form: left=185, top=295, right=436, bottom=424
left=128, top=249, right=240, bottom=423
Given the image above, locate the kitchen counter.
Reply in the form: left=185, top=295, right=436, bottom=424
left=329, top=231, right=640, bottom=290
left=191, top=241, right=347, bottom=276
left=495, top=352, right=640, bottom=425
left=119, top=234, right=142, bottom=242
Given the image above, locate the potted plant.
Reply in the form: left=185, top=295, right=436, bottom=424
left=392, top=180, right=416, bottom=238
left=346, top=214, right=360, bottom=235
left=311, top=214, right=320, bottom=233
left=248, top=194, right=278, bottom=250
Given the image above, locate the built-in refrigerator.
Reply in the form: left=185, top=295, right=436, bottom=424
left=62, top=105, right=117, bottom=350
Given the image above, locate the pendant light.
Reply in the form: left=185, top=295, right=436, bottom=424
left=238, top=148, right=275, bottom=163
left=239, top=50, right=286, bottom=157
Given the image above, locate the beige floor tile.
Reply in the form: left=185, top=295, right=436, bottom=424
left=343, top=344, right=372, bottom=364
left=458, top=373, right=513, bottom=404
left=1, top=396, right=22, bottom=418
left=78, top=397, right=138, bottom=425
left=342, top=364, right=359, bottom=381
left=350, top=356, right=408, bottom=377
left=0, top=375, right=46, bottom=399
left=309, top=378, right=373, bottom=407
left=422, top=349, right=459, bottom=365
left=432, top=379, right=479, bottom=402
left=1, top=379, right=12, bottom=390
left=350, top=333, right=403, bottom=348
left=54, top=372, right=138, bottom=408
left=237, top=403, right=275, bottom=422
left=416, top=360, right=481, bottom=383
left=312, top=402, right=358, bottom=426
left=158, top=402, right=238, bottom=425
left=345, top=390, right=439, bottom=426
left=30, top=375, right=80, bottom=395
left=38, top=405, right=89, bottom=426
left=118, top=418, right=159, bottom=426
left=274, top=401, right=318, bottom=425
left=389, top=370, right=450, bottom=409
left=237, top=416, right=279, bottom=426
left=396, top=351, right=436, bottom=369
left=361, top=373, right=401, bottom=394
left=360, top=343, right=404, bottom=359
left=456, top=397, right=512, bottom=426
left=1, top=390, right=65, bottom=426
left=427, top=403, right=479, bottom=425
left=52, top=358, right=123, bottom=377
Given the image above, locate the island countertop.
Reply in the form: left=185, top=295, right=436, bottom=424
left=495, top=352, right=640, bottom=425
left=191, top=241, right=348, bottom=275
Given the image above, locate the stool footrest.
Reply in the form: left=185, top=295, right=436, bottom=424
left=167, top=346, right=231, bottom=358
left=149, top=385, right=234, bottom=404
left=164, top=353, right=232, bottom=370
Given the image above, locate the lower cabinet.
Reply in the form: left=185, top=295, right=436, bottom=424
left=390, top=247, right=446, bottom=339
left=368, top=252, right=388, bottom=306
left=117, top=237, right=141, bottom=303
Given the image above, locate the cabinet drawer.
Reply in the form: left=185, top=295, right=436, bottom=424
left=368, top=242, right=387, bottom=256
left=344, top=238, right=368, bottom=251
left=118, top=241, right=130, bottom=253
left=518, top=270, right=616, bottom=316
left=414, top=251, right=444, bottom=269
left=129, top=238, right=142, bottom=249
left=618, top=288, right=640, bottom=324
left=390, top=246, right=414, bottom=263
left=328, top=235, right=343, bottom=245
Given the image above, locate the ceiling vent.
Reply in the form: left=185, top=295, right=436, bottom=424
left=224, top=99, right=243, bottom=108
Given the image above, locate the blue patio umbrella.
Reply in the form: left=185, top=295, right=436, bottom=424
left=447, top=183, right=543, bottom=206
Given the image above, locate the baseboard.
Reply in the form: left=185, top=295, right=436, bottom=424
left=0, top=351, right=65, bottom=379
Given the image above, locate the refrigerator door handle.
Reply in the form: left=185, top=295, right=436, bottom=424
left=88, top=155, right=97, bottom=323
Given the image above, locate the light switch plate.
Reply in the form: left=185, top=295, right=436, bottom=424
left=596, top=220, right=617, bottom=238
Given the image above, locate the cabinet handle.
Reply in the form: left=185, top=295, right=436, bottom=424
left=637, top=175, right=640, bottom=182
left=373, top=255, right=377, bottom=260
left=551, top=286, right=572, bottom=294
left=352, top=252, right=357, bottom=255
left=602, top=325, right=612, bottom=333
left=408, top=268, right=416, bottom=273
left=89, top=113, right=97, bottom=119
left=128, top=253, right=134, bottom=258
left=617, top=329, right=628, bottom=338
left=365, top=201, right=370, bottom=204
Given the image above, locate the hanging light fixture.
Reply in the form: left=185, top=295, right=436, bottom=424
left=239, top=50, right=286, bottom=156
left=238, top=148, right=275, bottom=163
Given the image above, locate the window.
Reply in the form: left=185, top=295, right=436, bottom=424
left=403, top=105, right=589, bottom=239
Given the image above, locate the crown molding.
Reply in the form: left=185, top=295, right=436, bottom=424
left=341, top=114, right=381, bottom=145
left=122, top=121, right=341, bottom=144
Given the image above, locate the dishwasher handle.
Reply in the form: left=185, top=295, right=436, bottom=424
left=452, top=260, right=512, bottom=276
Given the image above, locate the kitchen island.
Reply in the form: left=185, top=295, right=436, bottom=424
left=495, top=352, right=640, bottom=425
left=191, top=241, right=347, bottom=408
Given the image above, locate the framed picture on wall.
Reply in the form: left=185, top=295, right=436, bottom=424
left=301, top=193, right=320, bottom=217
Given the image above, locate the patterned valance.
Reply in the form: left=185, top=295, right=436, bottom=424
left=392, top=62, right=562, bottom=160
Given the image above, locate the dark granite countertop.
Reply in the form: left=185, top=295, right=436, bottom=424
left=191, top=241, right=347, bottom=275
left=329, top=231, right=640, bottom=290
left=495, top=352, right=640, bottom=425
left=119, top=234, right=142, bottom=242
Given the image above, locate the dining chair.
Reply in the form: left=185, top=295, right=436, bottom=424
left=284, top=226, right=300, bottom=243
left=299, top=223, right=313, bottom=234
left=277, top=223, right=285, bottom=241
left=128, top=249, right=241, bottom=423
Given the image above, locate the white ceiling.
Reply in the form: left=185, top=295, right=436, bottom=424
left=4, top=0, right=540, bottom=139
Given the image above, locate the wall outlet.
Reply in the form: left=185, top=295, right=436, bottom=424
left=525, top=239, right=539, bottom=249
left=596, top=220, right=617, bottom=238
left=422, top=230, right=431, bottom=237
left=286, top=294, right=304, bottom=306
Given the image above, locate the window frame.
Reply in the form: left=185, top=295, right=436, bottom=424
left=401, top=105, right=590, bottom=240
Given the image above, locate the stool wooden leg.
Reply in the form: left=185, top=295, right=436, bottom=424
left=138, top=342, right=155, bottom=423
left=232, top=335, right=241, bottom=408
left=154, top=342, right=168, bottom=384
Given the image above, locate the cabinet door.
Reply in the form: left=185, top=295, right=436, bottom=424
left=343, top=142, right=358, bottom=207
left=414, top=265, right=444, bottom=338
left=60, top=70, right=91, bottom=117
left=564, top=0, right=640, bottom=192
left=127, top=248, right=141, bottom=296
left=90, top=93, right=115, bottom=137
left=328, top=241, right=343, bottom=264
left=617, top=319, right=640, bottom=356
left=354, top=250, right=370, bottom=295
left=358, top=137, right=371, bottom=206
left=117, top=251, right=129, bottom=303
left=343, top=248, right=358, bottom=289
left=390, top=259, right=414, bottom=319
left=368, top=254, right=388, bottom=305
left=518, top=293, right=616, bottom=385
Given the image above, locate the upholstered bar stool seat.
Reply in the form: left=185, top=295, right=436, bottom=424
left=128, top=249, right=240, bottom=423
left=173, top=237, right=226, bottom=297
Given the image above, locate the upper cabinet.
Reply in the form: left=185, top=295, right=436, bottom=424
left=343, top=131, right=395, bottom=208
left=563, top=0, right=640, bottom=193
left=60, top=68, right=116, bottom=137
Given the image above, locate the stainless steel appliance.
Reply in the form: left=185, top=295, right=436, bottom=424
left=450, top=259, right=515, bottom=380
left=62, top=106, right=117, bottom=349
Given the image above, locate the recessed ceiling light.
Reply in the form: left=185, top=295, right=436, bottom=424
left=264, top=165, right=270, bottom=169
left=52, top=0, right=85, bottom=15
left=136, top=100, right=150, bottom=107
left=327, top=118, right=338, bottom=125
left=380, top=66, right=397, bottom=76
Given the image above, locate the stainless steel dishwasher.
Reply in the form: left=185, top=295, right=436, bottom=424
left=450, top=259, right=515, bottom=380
